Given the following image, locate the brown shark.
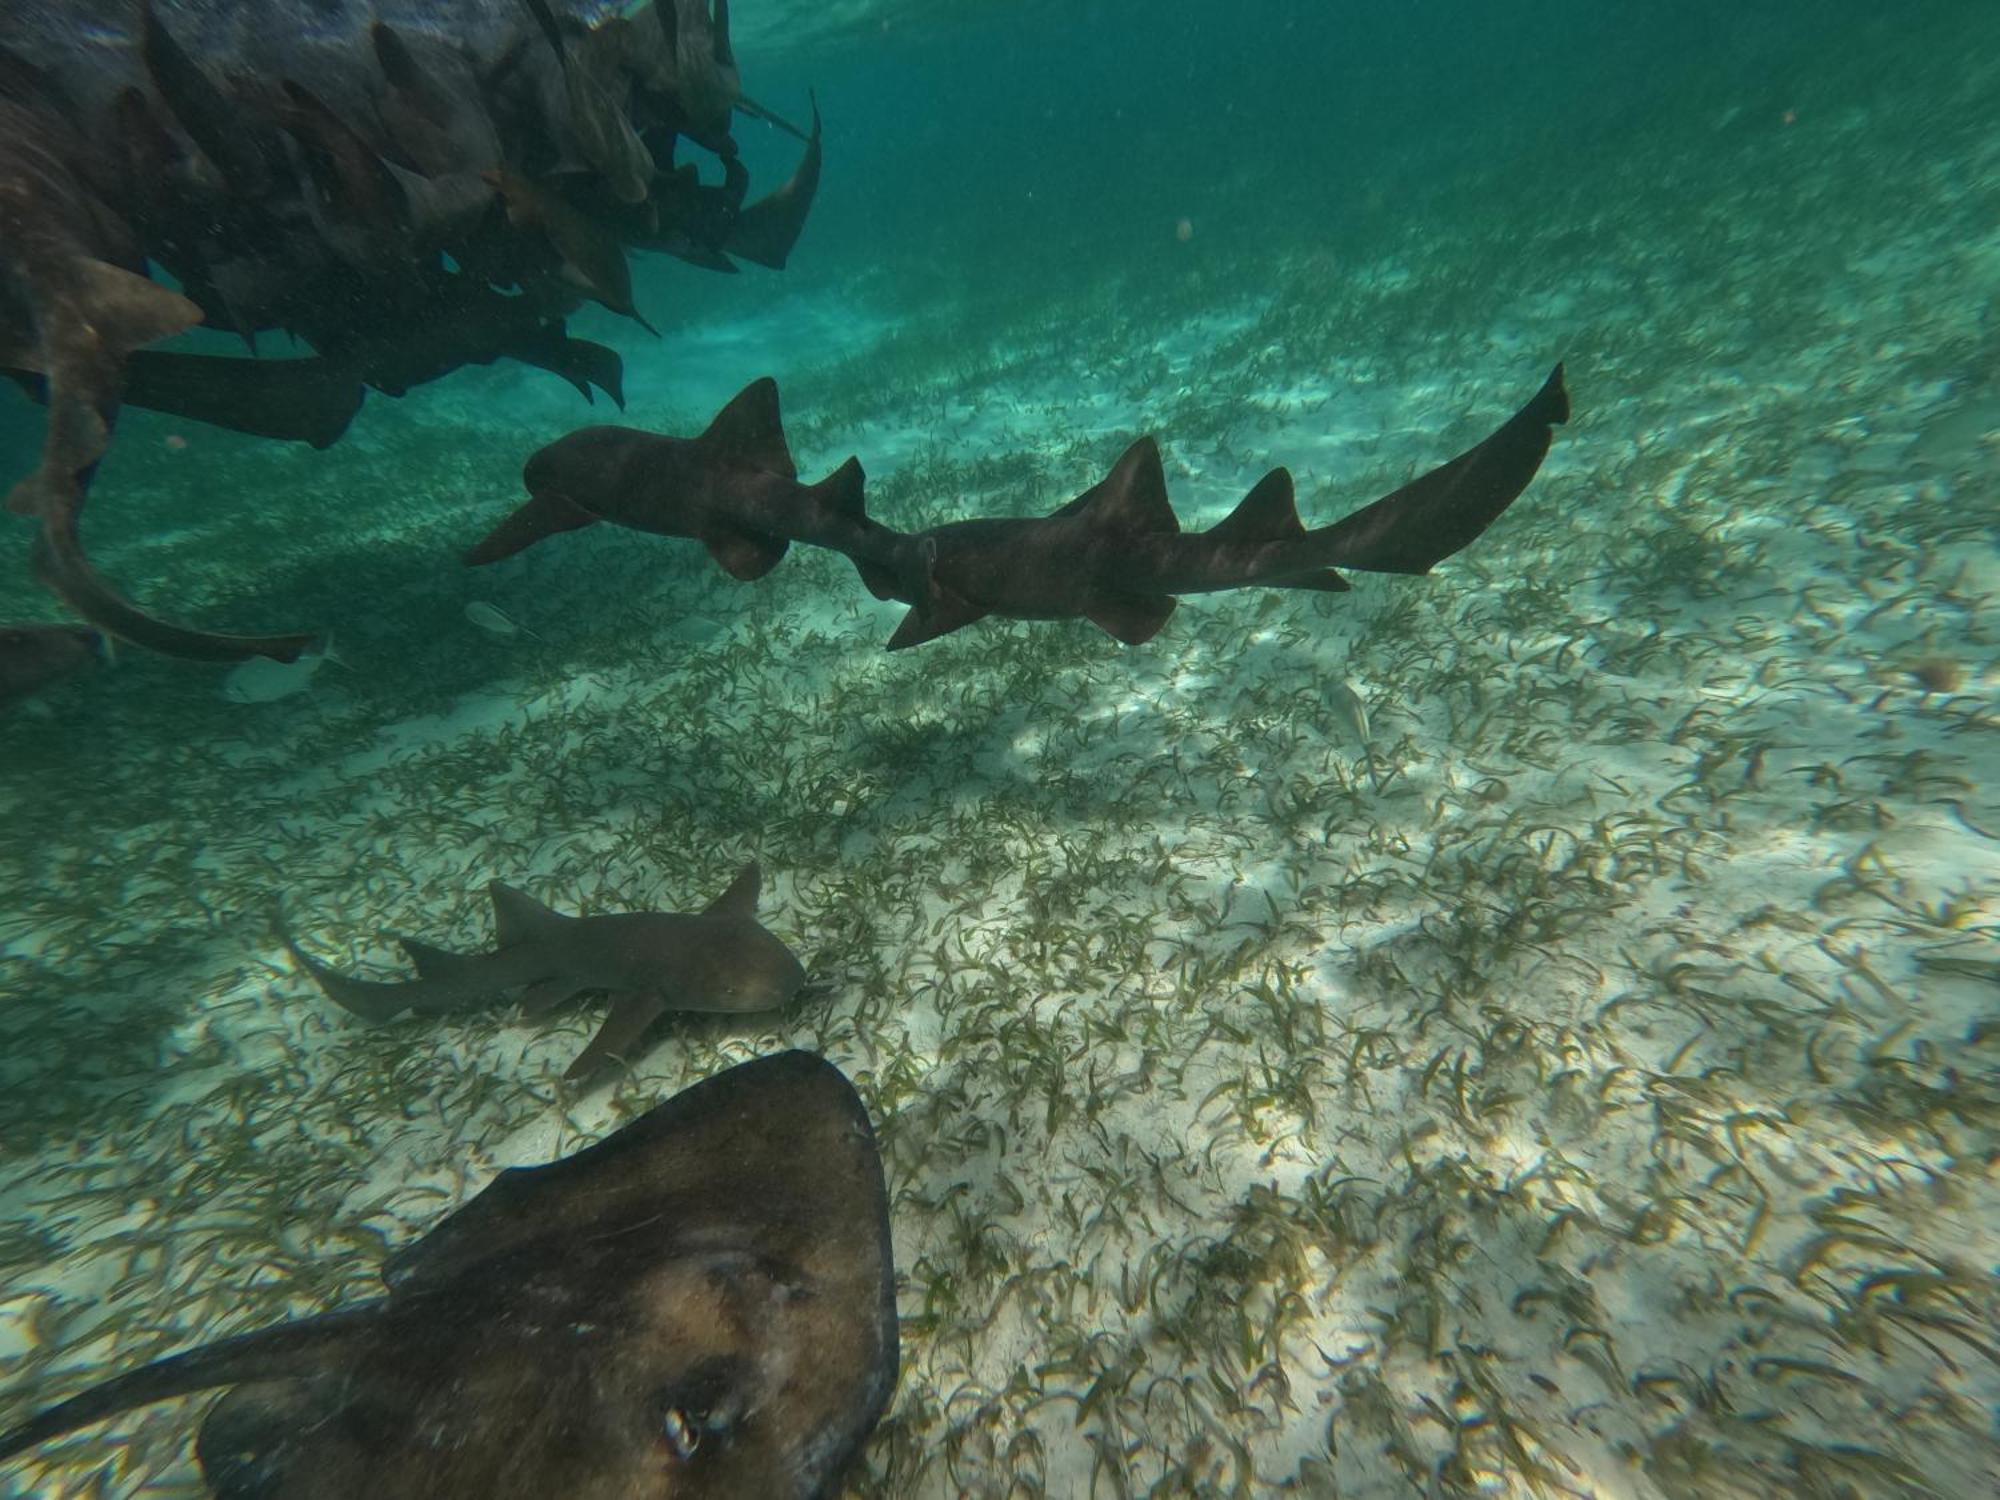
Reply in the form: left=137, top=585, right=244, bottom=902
left=0, top=1049, right=899, bottom=1499
left=288, top=864, right=805, bottom=1080
left=0, top=621, right=106, bottom=708
left=465, top=376, right=872, bottom=581
left=845, top=364, right=1571, bottom=649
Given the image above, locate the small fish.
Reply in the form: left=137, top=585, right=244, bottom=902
left=1330, top=678, right=1371, bottom=747
left=464, top=601, right=542, bottom=641
left=221, top=637, right=342, bottom=703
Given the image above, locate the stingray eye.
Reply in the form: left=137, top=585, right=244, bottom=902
left=661, top=1406, right=700, bottom=1461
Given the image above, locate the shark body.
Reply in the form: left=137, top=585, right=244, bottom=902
left=466, top=376, right=875, bottom=579
left=0, top=1, right=821, bottom=661
left=289, top=864, right=805, bottom=1080
left=851, top=364, right=1571, bottom=648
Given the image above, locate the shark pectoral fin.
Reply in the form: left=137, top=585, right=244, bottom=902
left=892, top=600, right=984, bottom=652
left=489, top=881, right=571, bottom=948
left=703, top=527, right=789, bottom=581
left=75, top=260, right=205, bottom=362
left=564, top=992, right=667, bottom=1080
left=1084, top=594, right=1177, bottom=645
left=698, top=377, right=796, bottom=475
left=464, top=491, right=598, bottom=566
left=702, top=862, right=762, bottom=918
left=886, top=590, right=988, bottom=651
left=518, top=975, right=578, bottom=1017
left=1269, top=570, right=1351, bottom=593
left=285, top=939, right=413, bottom=1024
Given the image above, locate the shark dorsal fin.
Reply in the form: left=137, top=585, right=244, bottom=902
left=812, top=455, right=867, bottom=521
left=1063, top=438, right=1178, bottom=535
left=489, top=881, right=569, bottom=949
left=1084, top=594, right=1177, bottom=644
left=397, top=935, right=483, bottom=985
left=1209, top=468, right=1304, bottom=544
left=698, top=377, right=796, bottom=478
left=702, top=863, right=761, bottom=918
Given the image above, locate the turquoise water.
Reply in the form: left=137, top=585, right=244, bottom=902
left=2, top=1, right=1997, bottom=1495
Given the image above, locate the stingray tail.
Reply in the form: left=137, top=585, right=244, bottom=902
left=0, top=1304, right=381, bottom=1461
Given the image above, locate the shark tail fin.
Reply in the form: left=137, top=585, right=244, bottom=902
left=465, top=491, right=597, bottom=565
left=701, top=862, right=762, bottom=918
left=809, top=454, right=866, bottom=520
left=1311, top=363, right=1570, bottom=575
left=488, top=880, right=570, bottom=949
left=285, top=938, right=410, bottom=1024
left=723, top=94, right=821, bottom=271
left=699, top=376, right=796, bottom=477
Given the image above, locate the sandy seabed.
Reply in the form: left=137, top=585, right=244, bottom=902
left=2, top=34, right=1998, bottom=1500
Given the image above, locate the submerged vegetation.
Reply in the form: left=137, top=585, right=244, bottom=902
left=2, top=3, right=1998, bottom=1497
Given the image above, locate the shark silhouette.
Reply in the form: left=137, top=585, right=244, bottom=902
left=288, top=864, right=805, bottom=1080
left=850, top=364, right=1570, bottom=648
left=465, top=376, right=873, bottom=580
left=0, top=621, right=106, bottom=708
left=0, top=1050, right=899, bottom=1499
left=1, top=1, right=821, bottom=661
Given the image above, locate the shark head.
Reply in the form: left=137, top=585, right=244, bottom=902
left=522, top=424, right=639, bottom=513
left=675, top=919, right=808, bottom=1014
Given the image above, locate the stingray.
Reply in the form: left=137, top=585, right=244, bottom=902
left=0, top=1049, right=899, bottom=1499
left=840, top=364, right=1570, bottom=649
left=288, top=863, right=806, bottom=1080
left=465, top=376, right=871, bottom=578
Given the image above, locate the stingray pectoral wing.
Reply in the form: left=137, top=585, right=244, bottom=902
left=382, top=1051, right=899, bottom=1497
left=0, top=1305, right=380, bottom=1465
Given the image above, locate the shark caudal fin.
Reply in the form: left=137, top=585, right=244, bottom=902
left=698, top=376, right=797, bottom=477
left=725, top=94, right=822, bottom=271
left=285, top=938, right=413, bottom=1024
left=1311, top=364, right=1570, bottom=575
left=464, top=491, right=599, bottom=565
left=488, top=880, right=572, bottom=949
